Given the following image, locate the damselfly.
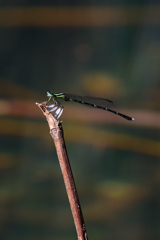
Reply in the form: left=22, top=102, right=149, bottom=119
left=43, top=90, right=134, bottom=121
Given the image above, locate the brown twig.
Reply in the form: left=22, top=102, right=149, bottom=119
left=36, top=102, right=88, bottom=240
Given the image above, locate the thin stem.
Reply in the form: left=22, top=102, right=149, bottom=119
left=36, top=102, right=88, bottom=240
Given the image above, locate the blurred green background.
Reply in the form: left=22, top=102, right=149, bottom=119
left=0, top=1, right=160, bottom=240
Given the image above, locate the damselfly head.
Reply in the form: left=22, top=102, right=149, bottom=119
left=47, top=90, right=54, bottom=97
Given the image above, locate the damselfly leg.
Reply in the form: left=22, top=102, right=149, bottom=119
left=44, top=98, right=64, bottom=119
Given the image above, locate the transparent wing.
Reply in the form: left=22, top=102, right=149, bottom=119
left=63, top=93, right=113, bottom=108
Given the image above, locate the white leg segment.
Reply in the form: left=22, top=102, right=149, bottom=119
left=47, top=104, right=55, bottom=109
left=54, top=108, right=61, bottom=118
left=57, top=107, right=63, bottom=119
left=49, top=107, right=58, bottom=112
left=41, top=101, right=48, bottom=104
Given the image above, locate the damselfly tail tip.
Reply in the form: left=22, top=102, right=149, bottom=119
left=131, top=117, right=135, bottom=121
